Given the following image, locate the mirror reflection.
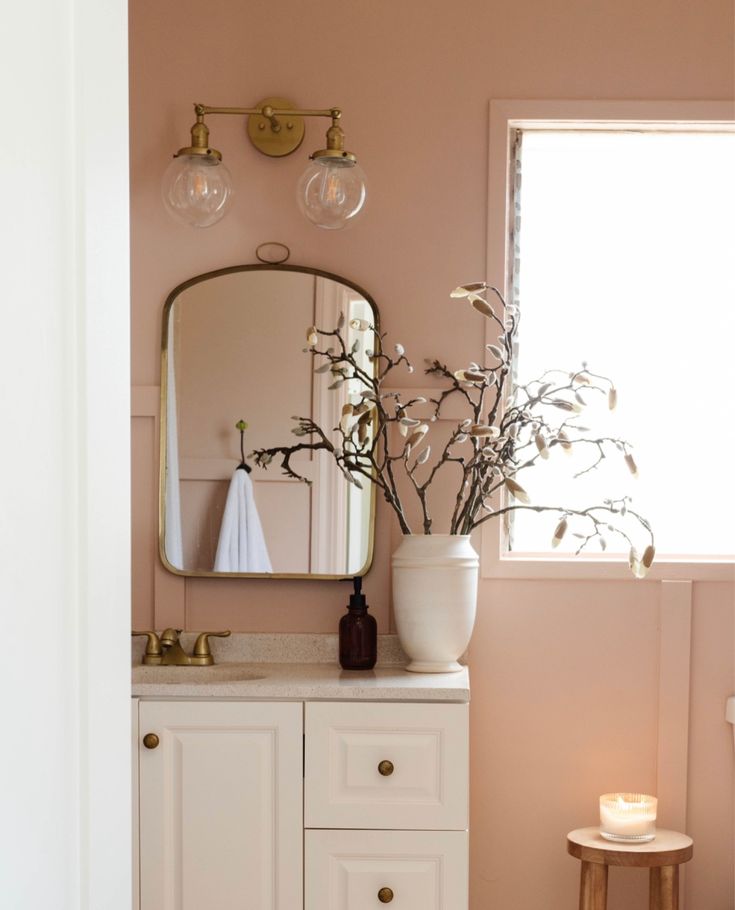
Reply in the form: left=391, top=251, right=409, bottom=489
left=161, top=266, right=377, bottom=578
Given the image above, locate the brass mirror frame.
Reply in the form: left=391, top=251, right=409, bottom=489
left=158, top=263, right=379, bottom=580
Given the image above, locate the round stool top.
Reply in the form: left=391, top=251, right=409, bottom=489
left=567, top=828, right=693, bottom=868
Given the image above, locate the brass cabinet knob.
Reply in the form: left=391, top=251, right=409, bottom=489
left=378, top=759, right=394, bottom=776
left=378, top=887, right=394, bottom=903
left=142, top=733, right=159, bottom=750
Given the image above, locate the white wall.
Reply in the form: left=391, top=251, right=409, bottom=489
left=0, top=0, right=131, bottom=907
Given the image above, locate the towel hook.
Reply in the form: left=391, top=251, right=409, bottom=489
left=235, top=419, right=252, bottom=473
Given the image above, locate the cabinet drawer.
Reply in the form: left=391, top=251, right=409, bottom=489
left=305, top=702, right=468, bottom=830
left=306, top=829, right=468, bottom=910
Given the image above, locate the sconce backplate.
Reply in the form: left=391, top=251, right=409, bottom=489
left=247, top=96, right=305, bottom=158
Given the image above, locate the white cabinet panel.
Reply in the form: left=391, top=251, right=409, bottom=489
left=305, top=829, right=468, bottom=910
left=132, top=699, right=140, bottom=910
left=305, top=702, right=468, bottom=830
left=138, top=701, right=302, bottom=910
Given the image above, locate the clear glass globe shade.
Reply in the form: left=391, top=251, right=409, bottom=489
left=297, top=158, right=367, bottom=230
left=162, top=155, right=233, bottom=228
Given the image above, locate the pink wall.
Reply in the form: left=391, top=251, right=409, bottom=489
left=129, top=1, right=735, bottom=906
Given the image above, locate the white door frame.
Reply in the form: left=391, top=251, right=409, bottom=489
left=2, top=0, right=131, bottom=907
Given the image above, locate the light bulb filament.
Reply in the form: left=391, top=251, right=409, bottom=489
left=320, top=170, right=346, bottom=208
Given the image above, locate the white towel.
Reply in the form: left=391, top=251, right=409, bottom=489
left=213, top=469, right=273, bottom=573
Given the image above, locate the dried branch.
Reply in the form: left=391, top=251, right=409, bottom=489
left=250, top=284, right=654, bottom=575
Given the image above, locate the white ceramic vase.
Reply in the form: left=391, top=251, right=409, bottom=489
left=391, top=534, right=479, bottom=673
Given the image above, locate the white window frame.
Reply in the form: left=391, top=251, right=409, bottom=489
left=483, top=99, right=735, bottom=582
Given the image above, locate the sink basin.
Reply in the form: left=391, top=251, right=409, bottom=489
left=132, top=663, right=266, bottom=684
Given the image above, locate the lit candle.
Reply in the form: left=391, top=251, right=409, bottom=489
left=599, top=793, right=657, bottom=843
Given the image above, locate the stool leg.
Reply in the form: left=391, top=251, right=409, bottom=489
left=579, top=860, right=608, bottom=910
left=650, top=865, right=679, bottom=910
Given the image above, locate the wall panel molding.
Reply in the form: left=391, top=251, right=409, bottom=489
left=657, top=579, right=693, bottom=907
left=656, top=580, right=693, bottom=829
left=131, top=391, right=186, bottom=630
left=132, top=384, right=159, bottom=417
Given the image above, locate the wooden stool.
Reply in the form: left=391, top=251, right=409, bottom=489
left=567, top=827, right=693, bottom=910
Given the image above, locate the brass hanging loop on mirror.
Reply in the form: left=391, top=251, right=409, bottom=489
left=255, top=242, right=291, bottom=265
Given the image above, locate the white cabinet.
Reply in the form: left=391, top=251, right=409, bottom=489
left=306, top=830, right=469, bottom=910
left=136, top=701, right=302, bottom=910
left=134, top=699, right=468, bottom=910
left=305, top=701, right=469, bottom=830
left=304, top=702, right=469, bottom=909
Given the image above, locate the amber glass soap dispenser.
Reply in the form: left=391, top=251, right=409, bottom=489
left=339, top=576, right=377, bottom=670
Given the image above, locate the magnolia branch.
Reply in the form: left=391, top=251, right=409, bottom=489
left=249, top=284, right=654, bottom=575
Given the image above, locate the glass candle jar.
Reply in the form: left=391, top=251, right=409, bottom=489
left=599, top=793, right=657, bottom=843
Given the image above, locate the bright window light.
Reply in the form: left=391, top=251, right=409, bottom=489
left=509, top=128, right=735, bottom=559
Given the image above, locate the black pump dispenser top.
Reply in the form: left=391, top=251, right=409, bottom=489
left=349, top=576, right=366, bottom=610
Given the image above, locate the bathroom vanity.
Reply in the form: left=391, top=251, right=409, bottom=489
left=132, top=634, right=470, bottom=910
left=139, top=266, right=471, bottom=909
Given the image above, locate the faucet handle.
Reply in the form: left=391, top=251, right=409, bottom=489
left=191, top=630, right=231, bottom=665
left=132, top=630, right=163, bottom=665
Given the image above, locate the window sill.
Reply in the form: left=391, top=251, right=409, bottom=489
left=481, top=552, right=734, bottom=582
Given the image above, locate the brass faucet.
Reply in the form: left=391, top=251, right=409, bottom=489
left=132, top=629, right=231, bottom=666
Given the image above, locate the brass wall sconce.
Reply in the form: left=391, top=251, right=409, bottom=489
left=162, top=96, right=367, bottom=231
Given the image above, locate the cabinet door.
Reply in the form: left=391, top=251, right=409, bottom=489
left=305, top=702, right=468, bottom=830
left=305, top=829, right=468, bottom=910
left=138, top=701, right=302, bottom=910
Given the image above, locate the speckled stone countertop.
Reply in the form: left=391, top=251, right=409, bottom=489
left=132, top=633, right=469, bottom=702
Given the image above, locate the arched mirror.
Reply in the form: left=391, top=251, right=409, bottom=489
left=160, top=264, right=378, bottom=578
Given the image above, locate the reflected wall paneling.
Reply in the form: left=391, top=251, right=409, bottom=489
left=132, top=385, right=186, bottom=628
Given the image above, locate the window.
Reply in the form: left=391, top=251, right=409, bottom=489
left=485, top=103, right=735, bottom=575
